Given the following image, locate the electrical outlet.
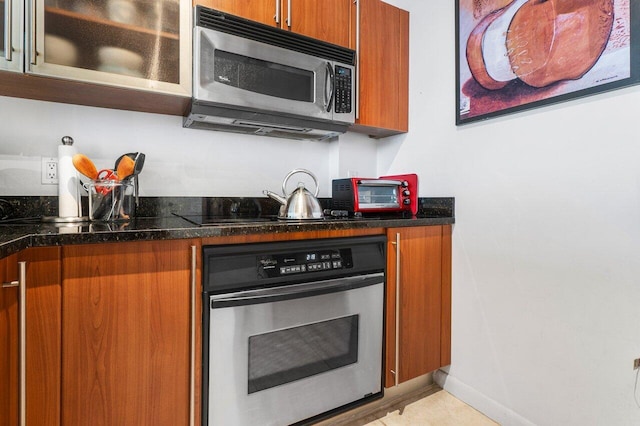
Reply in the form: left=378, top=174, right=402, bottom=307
left=42, top=157, right=58, bottom=184
left=634, top=358, right=640, bottom=370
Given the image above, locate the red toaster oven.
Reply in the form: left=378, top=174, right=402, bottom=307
left=331, top=174, right=418, bottom=215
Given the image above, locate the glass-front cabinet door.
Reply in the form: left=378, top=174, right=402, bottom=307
left=0, top=0, right=24, bottom=72
left=26, top=0, right=191, bottom=96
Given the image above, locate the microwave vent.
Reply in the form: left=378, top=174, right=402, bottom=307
left=183, top=107, right=342, bottom=141
left=196, top=6, right=356, bottom=65
left=233, top=120, right=310, bottom=133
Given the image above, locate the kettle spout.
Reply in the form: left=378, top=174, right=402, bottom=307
left=263, top=189, right=286, bottom=205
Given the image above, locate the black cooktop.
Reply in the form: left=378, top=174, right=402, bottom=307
left=173, top=212, right=383, bottom=227
left=176, top=214, right=278, bottom=226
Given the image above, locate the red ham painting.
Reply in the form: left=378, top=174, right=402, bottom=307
left=457, top=0, right=633, bottom=123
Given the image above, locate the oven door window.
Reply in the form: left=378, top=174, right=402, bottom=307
left=248, top=315, right=359, bottom=394
left=214, top=50, right=314, bottom=102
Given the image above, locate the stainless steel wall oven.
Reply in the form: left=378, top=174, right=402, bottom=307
left=202, top=236, right=386, bottom=425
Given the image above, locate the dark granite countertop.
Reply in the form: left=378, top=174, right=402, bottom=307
left=0, top=197, right=454, bottom=259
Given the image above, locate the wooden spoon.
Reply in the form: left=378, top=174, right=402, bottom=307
left=72, top=153, right=99, bottom=180
left=116, top=155, right=135, bottom=179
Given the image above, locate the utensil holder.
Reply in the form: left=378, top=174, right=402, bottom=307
left=87, top=180, right=134, bottom=221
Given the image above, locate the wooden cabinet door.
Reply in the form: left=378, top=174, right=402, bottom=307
left=0, top=254, right=19, bottom=426
left=284, top=0, right=352, bottom=48
left=354, top=0, right=409, bottom=137
left=196, top=0, right=351, bottom=47
left=197, top=0, right=280, bottom=27
left=23, top=247, right=62, bottom=426
left=1, top=248, right=62, bottom=426
left=385, top=226, right=451, bottom=387
left=61, top=240, right=199, bottom=426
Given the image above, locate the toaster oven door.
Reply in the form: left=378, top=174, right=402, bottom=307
left=356, top=180, right=404, bottom=210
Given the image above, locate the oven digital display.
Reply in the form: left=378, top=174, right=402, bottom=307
left=258, top=249, right=353, bottom=278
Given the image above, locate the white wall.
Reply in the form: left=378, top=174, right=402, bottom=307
left=384, top=0, right=640, bottom=425
left=3, top=1, right=640, bottom=424
left=0, top=96, right=378, bottom=197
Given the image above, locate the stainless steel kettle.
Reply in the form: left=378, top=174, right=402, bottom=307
left=263, top=169, right=324, bottom=220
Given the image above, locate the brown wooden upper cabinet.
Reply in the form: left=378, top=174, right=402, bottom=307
left=0, top=0, right=192, bottom=115
left=352, top=0, right=409, bottom=137
left=197, top=0, right=352, bottom=48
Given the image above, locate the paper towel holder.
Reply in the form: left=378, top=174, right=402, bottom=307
left=42, top=136, right=89, bottom=224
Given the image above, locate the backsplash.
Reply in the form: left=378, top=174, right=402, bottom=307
left=0, top=196, right=454, bottom=221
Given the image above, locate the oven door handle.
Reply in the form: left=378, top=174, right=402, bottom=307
left=210, top=272, right=384, bottom=308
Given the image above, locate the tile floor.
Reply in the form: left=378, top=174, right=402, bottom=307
left=362, top=390, right=498, bottom=426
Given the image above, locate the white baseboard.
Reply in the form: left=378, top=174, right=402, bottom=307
left=433, top=369, right=536, bottom=426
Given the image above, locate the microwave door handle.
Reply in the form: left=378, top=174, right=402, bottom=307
left=325, top=62, right=334, bottom=113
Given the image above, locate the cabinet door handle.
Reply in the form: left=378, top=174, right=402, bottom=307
left=18, top=261, right=26, bottom=426
left=4, top=262, right=28, bottom=425
left=392, top=233, right=400, bottom=386
left=354, top=0, right=360, bottom=119
left=4, top=0, right=12, bottom=61
left=29, top=0, right=36, bottom=65
left=189, top=246, right=197, bottom=426
left=274, top=0, right=280, bottom=24
left=286, top=0, right=291, bottom=27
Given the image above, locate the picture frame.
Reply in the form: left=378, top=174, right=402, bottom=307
left=456, top=0, right=640, bottom=125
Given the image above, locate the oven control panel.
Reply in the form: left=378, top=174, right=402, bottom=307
left=258, top=248, right=353, bottom=278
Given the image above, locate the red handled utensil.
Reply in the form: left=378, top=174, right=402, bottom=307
left=96, top=169, right=118, bottom=195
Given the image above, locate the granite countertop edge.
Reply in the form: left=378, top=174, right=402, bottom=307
left=0, top=196, right=455, bottom=259
left=0, top=215, right=454, bottom=259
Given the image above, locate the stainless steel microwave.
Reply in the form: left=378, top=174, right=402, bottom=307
left=184, top=6, right=356, bottom=141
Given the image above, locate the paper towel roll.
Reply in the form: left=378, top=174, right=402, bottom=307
left=58, top=137, right=81, bottom=218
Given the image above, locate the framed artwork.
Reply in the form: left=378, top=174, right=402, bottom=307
left=456, top=0, right=640, bottom=125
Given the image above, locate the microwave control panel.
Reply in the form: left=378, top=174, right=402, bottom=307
left=334, top=66, right=352, bottom=114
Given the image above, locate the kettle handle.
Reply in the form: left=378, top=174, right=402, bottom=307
left=282, top=169, right=319, bottom=197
